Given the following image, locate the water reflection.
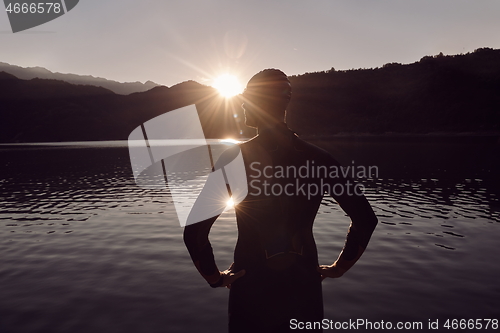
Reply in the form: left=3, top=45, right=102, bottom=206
left=0, top=141, right=499, bottom=332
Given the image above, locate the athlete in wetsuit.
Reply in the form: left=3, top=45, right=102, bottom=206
left=184, top=69, right=378, bottom=332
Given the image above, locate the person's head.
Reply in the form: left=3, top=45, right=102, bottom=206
left=241, top=69, right=292, bottom=129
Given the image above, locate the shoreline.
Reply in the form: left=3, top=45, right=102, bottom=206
left=301, top=132, right=500, bottom=144
left=0, top=132, right=499, bottom=146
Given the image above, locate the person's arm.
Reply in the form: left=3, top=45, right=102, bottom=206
left=184, top=216, right=246, bottom=288
left=183, top=215, right=221, bottom=285
left=183, top=144, right=247, bottom=287
left=318, top=160, right=378, bottom=279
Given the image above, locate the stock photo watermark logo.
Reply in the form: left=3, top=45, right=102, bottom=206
left=128, top=105, right=248, bottom=227
left=247, top=160, right=377, bottom=199
left=3, top=0, right=79, bottom=33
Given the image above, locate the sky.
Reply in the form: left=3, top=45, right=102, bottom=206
left=1, top=0, right=500, bottom=88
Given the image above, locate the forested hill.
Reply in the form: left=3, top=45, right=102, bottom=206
left=286, top=47, right=500, bottom=136
left=0, top=47, right=499, bottom=143
left=0, top=73, right=243, bottom=142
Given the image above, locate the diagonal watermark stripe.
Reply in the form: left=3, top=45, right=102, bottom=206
left=3, top=0, right=79, bottom=33
left=128, top=105, right=248, bottom=227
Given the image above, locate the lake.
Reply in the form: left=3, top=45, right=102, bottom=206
left=0, top=139, right=499, bottom=332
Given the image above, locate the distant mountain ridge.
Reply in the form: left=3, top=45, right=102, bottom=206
left=0, top=62, right=159, bottom=95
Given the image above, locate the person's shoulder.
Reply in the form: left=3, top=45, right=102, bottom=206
left=236, top=135, right=262, bottom=155
left=237, top=136, right=257, bottom=148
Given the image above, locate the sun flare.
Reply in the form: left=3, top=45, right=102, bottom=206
left=212, top=74, right=243, bottom=98
left=226, top=197, right=235, bottom=208
left=220, top=138, right=241, bottom=144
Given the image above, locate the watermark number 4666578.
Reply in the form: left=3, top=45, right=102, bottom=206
left=6, top=2, right=62, bottom=14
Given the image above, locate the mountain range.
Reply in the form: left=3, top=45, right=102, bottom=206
left=0, top=62, right=159, bottom=95
left=0, top=72, right=246, bottom=142
left=1, top=47, right=499, bottom=143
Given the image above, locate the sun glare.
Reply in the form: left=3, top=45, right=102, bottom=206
left=220, top=138, right=241, bottom=144
left=212, top=74, right=243, bottom=98
left=226, top=197, right=235, bottom=208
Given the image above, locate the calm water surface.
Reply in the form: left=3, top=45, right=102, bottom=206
left=0, top=140, right=499, bottom=332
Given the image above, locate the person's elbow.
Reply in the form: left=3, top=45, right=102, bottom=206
left=365, top=207, right=378, bottom=234
left=369, top=211, right=378, bottom=228
left=183, top=225, right=197, bottom=249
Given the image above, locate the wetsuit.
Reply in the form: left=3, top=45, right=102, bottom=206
left=184, top=123, right=378, bottom=332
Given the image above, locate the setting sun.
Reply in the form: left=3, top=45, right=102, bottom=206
left=212, top=74, right=243, bottom=98
left=226, top=197, right=235, bottom=208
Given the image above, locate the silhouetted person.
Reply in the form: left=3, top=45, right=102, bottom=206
left=184, top=69, right=378, bottom=332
